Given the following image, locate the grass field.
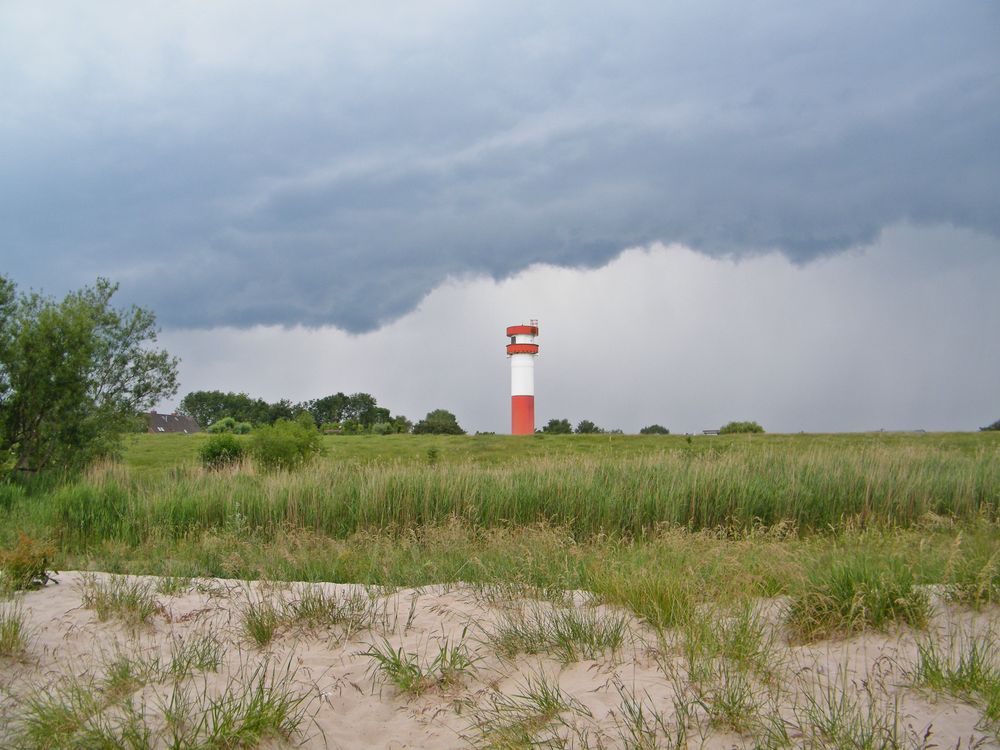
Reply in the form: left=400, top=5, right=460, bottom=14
left=1, top=432, right=998, bottom=747
left=119, top=430, right=1000, bottom=472
left=1, top=431, right=997, bottom=619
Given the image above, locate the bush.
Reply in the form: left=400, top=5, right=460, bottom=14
left=250, top=419, right=322, bottom=470
left=412, top=409, right=465, bottom=435
left=207, top=417, right=252, bottom=434
left=541, top=418, right=572, bottom=434
left=371, top=422, right=393, bottom=435
left=207, top=417, right=235, bottom=433
left=199, top=434, right=247, bottom=469
left=981, top=419, right=1000, bottom=432
left=0, top=532, right=56, bottom=590
left=639, top=424, right=670, bottom=435
left=719, top=421, right=764, bottom=435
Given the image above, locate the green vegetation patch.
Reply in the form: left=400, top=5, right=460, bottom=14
left=489, top=603, right=630, bottom=663
left=78, top=574, right=163, bottom=626
left=914, top=626, right=1000, bottom=723
left=787, top=555, right=930, bottom=640
left=363, top=632, right=475, bottom=695
left=0, top=533, right=55, bottom=591
left=0, top=601, right=29, bottom=657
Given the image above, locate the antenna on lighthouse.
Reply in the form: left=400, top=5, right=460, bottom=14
left=506, top=321, right=540, bottom=435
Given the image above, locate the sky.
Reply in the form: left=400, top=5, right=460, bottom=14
left=2, top=2, right=998, bottom=433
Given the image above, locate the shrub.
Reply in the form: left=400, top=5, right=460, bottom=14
left=639, top=424, right=670, bottom=435
left=207, top=416, right=237, bottom=434
left=412, top=409, right=465, bottom=435
left=0, top=532, right=56, bottom=590
left=719, top=421, right=764, bottom=435
left=206, top=416, right=250, bottom=434
left=199, top=434, right=247, bottom=470
left=981, top=419, right=1000, bottom=432
left=250, top=419, right=322, bottom=470
left=371, top=422, right=393, bottom=435
left=541, top=418, right=572, bottom=434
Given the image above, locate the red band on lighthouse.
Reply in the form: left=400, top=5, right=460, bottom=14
left=507, top=320, right=539, bottom=435
left=511, top=395, right=534, bottom=435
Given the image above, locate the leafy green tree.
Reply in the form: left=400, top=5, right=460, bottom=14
left=343, top=392, right=386, bottom=428
left=267, top=398, right=295, bottom=423
left=178, top=390, right=225, bottom=426
left=0, top=276, right=178, bottom=473
left=575, top=419, right=603, bottom=434
left=542, top=418, right=572, bottom=434
left=0, top=278, right=14, bottom=402
left=981, top=419, right=1000, bottom=431
left=719, top=420, right=765, bottom=434
left=179, top=390, right=270, bottom=427
left=305, top=392, right=349, bottom=426
left=412, top=409, right=465, bottom=435
left=390, top=414, right=413, bottom=434
left=640, top=424, right=670, bottom=435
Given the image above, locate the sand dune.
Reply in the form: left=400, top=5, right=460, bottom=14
left=1, top=572, right=996, bottom=748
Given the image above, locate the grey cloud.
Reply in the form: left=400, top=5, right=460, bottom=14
left=1, top=1, right=998, bottom=331
left=156, top=228, right=1000, bottom=434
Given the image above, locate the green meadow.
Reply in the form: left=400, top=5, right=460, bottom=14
left=120, top=429, right=997, bottom=473
left=2, top=431, right=998, bottom=628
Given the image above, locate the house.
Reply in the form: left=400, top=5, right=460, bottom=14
left=147, top=411, right=200, bottom=434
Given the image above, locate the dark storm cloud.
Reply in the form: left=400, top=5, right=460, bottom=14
left=2, top=1, right=998, bottom=331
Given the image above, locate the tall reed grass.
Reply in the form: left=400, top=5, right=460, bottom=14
left=3, top=445, right=997, bottom=549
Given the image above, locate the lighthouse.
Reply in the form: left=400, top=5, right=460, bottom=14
left=506, top=320, right=539, bottom=435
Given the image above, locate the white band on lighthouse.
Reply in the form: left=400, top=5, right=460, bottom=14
left=510, top=354, right=535, bottom=396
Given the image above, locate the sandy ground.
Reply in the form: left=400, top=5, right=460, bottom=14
left=1, top=571, right=998, bottom=748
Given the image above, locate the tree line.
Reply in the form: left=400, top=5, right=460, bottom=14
left=540, top=418, right=670, bottom=435
left=179, top=390, right=469, bottom=436
left=538, top=419, right=766, bottom=435
left=178, top=390, right=413, bottom=434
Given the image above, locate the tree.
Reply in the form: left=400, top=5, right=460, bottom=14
left=343, top=392, right=385, bottom=428
left=575, top=419, right=603, bottom=434
left=266, top=398, right=295, bottom=424
left=305, top=392, right=348, bottom=426
left=179, top=390, right=270, bottom=427
left=389, top=414, right=413, bottom=434
left=412, top=409, right=465, bottom=435
left=542, top=418, right=572, bottom=434
left=982, top=419, right=1000, bottom=431
left=0, top=277, right=178, bottom=473
left=719, top=421, right=765, bottom=434
left=640, top=424, right=670, bottom=435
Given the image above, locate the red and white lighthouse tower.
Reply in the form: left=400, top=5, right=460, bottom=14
left=506, top=320, right=539, bottom=435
